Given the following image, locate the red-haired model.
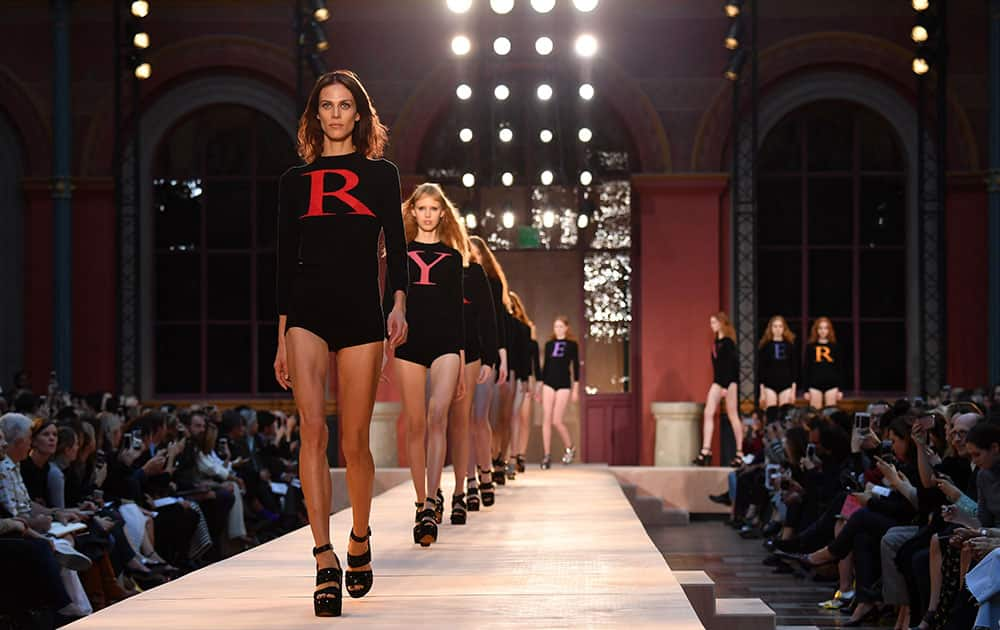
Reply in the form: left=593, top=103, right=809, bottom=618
left=802, top=317, right=844, bottom=408
left=694, top=312, right=743, bottom=467
left=758, top=315, right=798, bottom=408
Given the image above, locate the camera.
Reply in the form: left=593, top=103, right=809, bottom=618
left=854, top=412, right=871, bottom=430
left=806, top=443, right=816, bottom=459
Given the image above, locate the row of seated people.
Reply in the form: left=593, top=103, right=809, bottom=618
left=710, top=390, right=1000, bottom=630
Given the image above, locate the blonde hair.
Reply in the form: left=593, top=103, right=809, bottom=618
left=759, top=315, right=796, bottom=348
left=509, top=291, right=533, bottom=327
left=808, top=316, right=838, bottom=344
left=402, top=183, right=470, bottom=264
left=469, top=235, right=510, bottom=310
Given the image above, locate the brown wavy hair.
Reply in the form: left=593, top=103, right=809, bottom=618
left=711, top=311, right=736, bottom=342
left=297, top=70, right=388, bottom=163
left=469, top=235, right=510, bottom=310
left=758, top=314, right=796, bottom=348
left=807, top=316, right=838, bottom=344
left=549, top=315, right=577, bottom=342
left=401, top=183, right=469, bottom=264
left=509, top=291, right=533, bottom=327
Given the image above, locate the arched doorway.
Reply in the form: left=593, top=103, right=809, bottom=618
left=152, top=105, right=297, bottom=396
left=756, top=101, right=907, bottom=393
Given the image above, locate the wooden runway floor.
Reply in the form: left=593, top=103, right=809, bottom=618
left=67, top=466, right=704, bottom=629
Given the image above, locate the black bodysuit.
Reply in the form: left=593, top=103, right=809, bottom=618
left=758, top=340, right=798, bottom=393
left=276, top=152, right=408, bottom=351
left=462, top=262, right=498, bottom=366
left=529, top=339, right=541, bottom=381
left=711, top=336, right=739, bottom=387
left=803, top=341, right=844, bottom=391
left=542, top=339, right=579, bottom=391
left=509, top=317, right=531, bottom=382
left=389, top=241, right=464, bottom=368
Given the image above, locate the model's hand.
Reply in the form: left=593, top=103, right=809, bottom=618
left=386, top=300, right=408, bottom=349
left=379, top=350, right=391, bottom=384
left=455, top=374, right=467, bottom=401
left=274, top=342, right=292, bottom=390
left=497, top=356, right=508, bottom=386
left=477, top=364, right=492, bottom=384
left=935, top=477, right=961, bottom=502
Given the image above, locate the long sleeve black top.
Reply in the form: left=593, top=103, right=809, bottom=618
left=758, top=340, right=798, bottom=390
left=462, top=262, right=498, bottom=366
left=541, top=339, right=580, bottom=389
left=529, top=338, right=541, bottom=380
left=275, top=153, right=408, bottom=316
left=802, top=341, right=845, bottom=390
left=486, top=276, right=508, bottom=360
left=711, top=337, right=739, bottom=386
left=386, top=241, right=464, bottom=355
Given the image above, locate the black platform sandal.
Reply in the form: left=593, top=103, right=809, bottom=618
left=479, top=470, right=495, bottom=507
left=516, top=454, right=526, bottom=473
left=451, top=493, right=467, bottom=525
left=540, top=454, right=552, bottom=469
left=433, top=488, right=444, bottom=524
left=730, top=452, right=745, bottom=468
left=692, top=450, right=712, bottom=466
left=415, top=503, right=437, bottom=547
left=345, top=528, right=373, bottom=599
left=492, top=458, right=506, bottom=486
left=311, top=544, right=343, bottom=617
left=466, top=478, right=480, bottom=512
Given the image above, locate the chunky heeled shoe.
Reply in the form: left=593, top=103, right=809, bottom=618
left=540, top=454, right=552, bottom=469
left=492, top=458, right=507, bottom=486
left=433, top=488, right=444, bottom=525
left=730, top=452, right=746, bottom=467
left=345, top=528, right=373, bottom=599
left=505, top=460, right=517, bottom=480
left=692, top=450, right=712, bottom=466
left=450, top=493, right=467, bottom=525
left=414, top=504, right=437, bottom=547
left=466, top=479, right=480, bottom=512
left=311, top=544, right=343, bottom=617
left=561, top=446, right=576, bottom=464
left=479, top=470, right=495, bottom=507
left=516, top=454, right=526, bottom=473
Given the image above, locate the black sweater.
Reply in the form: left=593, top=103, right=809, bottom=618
left=758, top=340, right=798, bottom=390
left=711, top=336, right=739, bottom=386
left=462, top=262, right=498, bottom=366
left=802, top=341, right=845, bottom=390
left=386, top=241, right=464, bottom=354
left=275, top=152, right=408, bottom=316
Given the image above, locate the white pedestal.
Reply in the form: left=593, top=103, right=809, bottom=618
left=370, top=401, right=401, bottom=467
left=651, top=401, right=704, bottom=466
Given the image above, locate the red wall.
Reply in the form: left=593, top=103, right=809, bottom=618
left=635, top=175, right=726, bottom=465
left=945, top=185, right=989, bottom=388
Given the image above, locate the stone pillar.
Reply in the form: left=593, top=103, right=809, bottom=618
left=988, top=0, right=1000, bottom=385
left=652, top=402, right=703, bottom=466
left=370, top=401, right=401, bottom=467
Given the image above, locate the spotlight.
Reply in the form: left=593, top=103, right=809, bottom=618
left=491, top=0, right=515, bottom=14
left=723, top=0, right=741, bottom=17
left=542, top=209, right=555, bottom=228
left=531, top=0, right=555, bottom=12
left=311, top=0, right=330, bottom=22
left=579, top=170, right=593, bottom=186
left=911, top=25, right=928, bottom=44
left=578, top=127, right=592, bottom=143
left=462, top=172, right=476, bottom=187
left=499, top=127, right=514, bottom=143
left=502, top=211, right=516, bottom=228
left=494, top=84, right=510, bottom=100
left=457, top=84, right=473, bottom=100
left=579, top=83, right=595, bottom=100
left=577, top=213, right=590, bottom=228
left=494, top=36, right=512, bottom=55
left=130, top=0, right=149, bottom=18
left=535, top=36, right=554, bottom=55
left=913, top=56, right=930, bottom=75
left=912, top=0, right=929, bottom=10
left=465, top=213, right=478, bottom=229
left=574, top=34, right=598, bottom=58
left=134, top=62, right=152, bottom=80
left=724, top=48, right=747, bottom=81
left=312, top=21, right=329, bottom=52
left=540, top=169, right=554, bottom=185
left=452, top=35, right=471, bottom=55
left=447, top=0, right=473, bottom=13
left=573, top=0, right=599, bottom=11
left=536, top=83, right=553, bottom=101
left=539, top=129, right=553, bottom=143
left=133, top=32, right=150, bottom=49
left=459, top=128, right=474, bottom=142
left=502, top=172, right=514, bottom=186
left=725, top=19, right=741, bottom=50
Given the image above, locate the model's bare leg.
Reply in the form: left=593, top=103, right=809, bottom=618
left=425, top=354, right=461, bottom=501
left=541, top=385, right=556, bottom=455
left=396, top=359, right=429, bottom=504
left=449, top=361, right=480, bottom=490
left=700, top=384, right=721, bottom=453
left=724, top=384, right=743, bottom=457
left=552, top=388, right=573, bottom=448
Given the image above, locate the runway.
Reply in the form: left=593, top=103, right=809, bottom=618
left=66, top=466, right=704, bottom=629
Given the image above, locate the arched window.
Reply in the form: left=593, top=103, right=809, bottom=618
left=152, top=105, right=297, bottom=396
left=756, top=101, right=907, bottom=393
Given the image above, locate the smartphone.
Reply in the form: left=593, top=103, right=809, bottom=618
left=130, top=432, right=143, bottom=450
left=916, top=415, right=935, bottom=431
left=806, top=443, right=816, bottom=458
left=854, top=412, right=871, bottom=430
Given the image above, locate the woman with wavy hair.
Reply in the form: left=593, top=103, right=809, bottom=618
left=802, top=317, right=844, bottom=408
left=758, top=315, right=798, bottom=409
left=540, top=316, right=579, bottom=469
left=274, top=70, right=408, bottom=615
left=388, top=183, right=468, bottom=547
left=506, top=291, right=535, bottom=477
left=694, top=312, right=743, bottom=467
left=467, top=235, right=509, bottom=508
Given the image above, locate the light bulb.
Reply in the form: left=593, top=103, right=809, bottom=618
left=542, top=209, right=555, bottom=228
left=494, top=84, right=510, bottom=100
left=502, top=172, right=514, bottom=186
left=491, top=0, right=515, bottom=14
left=456, top=84, right=472, bottom=100
left=579, top=83, right=595, bottom=100
left=535, top=36, right=553, bottom=55
left=579, top=170, right=593, bottom=186
left=574, top=34, right=598, bottom=57
left=465, top=212, right=478, bottom=228
left=499, top=128, right=514, bottom=143
left=493, top=36, right=511, bottom=55
left=539, top=129, right=553, bottom=143
left=502, top=211, right=516, bottom=228
left=540, top=170, right=554, bottom=185
left=536, top=83, right=553, bottom=101
left=531, top=0, right=555, bottom=13
left=578, top=128, right=592, bottom=143
left=451, top=35, right=471, bottom=56
left=459, top=128, right=473, bottom=142
left=462, top=172, right=476, bottom=187
left=447, top=0, right=473, bottom=13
